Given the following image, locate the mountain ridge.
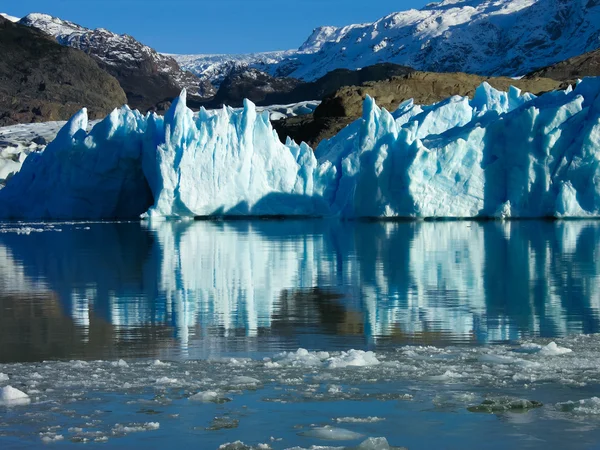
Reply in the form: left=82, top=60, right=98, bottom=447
left=19, top=13, right=215, bottom=111
left=175, top=0, right=600, bottom=83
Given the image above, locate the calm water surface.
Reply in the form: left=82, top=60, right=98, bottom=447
left=1, top=220, right=600, bottom=449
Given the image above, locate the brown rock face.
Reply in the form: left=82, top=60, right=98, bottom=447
left=274, top=71, right=567, bottom=148
left=315, top=71, right=566, bottom=119
left=525, top=48, right=600, bottom=81
left=0, top=17, right=127, bottom=126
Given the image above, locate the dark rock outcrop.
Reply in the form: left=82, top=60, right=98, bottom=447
left=204, top=67, right=301, bottom=108
left=0, top=16, right=127, bottom=126
left=262, top=63, right=414, bottom=106
left=525, top=48, right=600, bottom=81
left=200, top=63, right=415, bottom=109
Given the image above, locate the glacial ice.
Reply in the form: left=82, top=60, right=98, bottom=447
left=1, top=78, right=600, bottom=219
left=0, top=385, right=30, bottom=406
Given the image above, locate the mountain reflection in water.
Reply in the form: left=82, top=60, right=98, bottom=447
left=0, top=220, right=599, bottom=362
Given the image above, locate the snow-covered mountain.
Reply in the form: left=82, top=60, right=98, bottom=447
left=19, top=13, right=215, bottom=108
left=175, top=0, right=600, bottom=82
left=0, top=13, right=19, bottom=23
left=171, top=50, right=295, bottom=88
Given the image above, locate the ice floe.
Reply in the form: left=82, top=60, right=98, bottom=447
left=0, top=385, right=30, bottom=406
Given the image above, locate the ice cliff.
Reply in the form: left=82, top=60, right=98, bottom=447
left=1, top=78, right=600, bottom=220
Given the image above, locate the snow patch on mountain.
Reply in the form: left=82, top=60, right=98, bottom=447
left=278, top=0, right=600, bottom=80
left=170, top=51, right=295, bottom=88
left=0, top=13, right=19, bottom=23
left=174, top=0, right=600, bottom=83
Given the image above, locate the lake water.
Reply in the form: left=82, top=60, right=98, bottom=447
left=1, top=220, right=600, bottom=449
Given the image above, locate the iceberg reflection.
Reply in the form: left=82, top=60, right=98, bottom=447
left=0, top=220, right=599, bottom=360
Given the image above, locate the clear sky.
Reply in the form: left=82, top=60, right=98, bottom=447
left=5, top=0, right=431, bottom=54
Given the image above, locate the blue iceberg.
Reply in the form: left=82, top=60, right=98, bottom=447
left=1, top=78, right=599, bottom=220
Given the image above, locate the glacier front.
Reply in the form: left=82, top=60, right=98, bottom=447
left=0, top=78, right=600, bottom=220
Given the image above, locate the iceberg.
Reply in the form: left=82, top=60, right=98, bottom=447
left=0, top=78, right=599, bottom=219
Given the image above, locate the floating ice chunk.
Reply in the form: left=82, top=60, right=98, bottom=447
left=152, top=360, right=169, bottom=366
left=0, top=386, right=30, bottom=406
left=557, top=397, right=600, bottom=415
left=479, top=354, right=517, bottom=364
left=155, top=376, right=178, bottom=384
left=539, top=342, right=572, bottom=356
left=70, top=361, right=89, bottom=369
left=230, top=376, right=261, bottom=386
left=357, top=437, right=391, bottom=450
left=218, top=442, right=268, bottom=450
left=272, top=348, right=330, bottom=367
left=430, top=370, right=464, bottom=381
left=514, top=343, right=543, bottom=354
left=112, top=422, right=159, bottom=434
left=40, top=433, right=64, bottom=443
left=111, top=359, right=128, bottom=368
left=0, top=373, right=8, bottom=382
left=335, top=417, right=386, bottom=423
left=327, top=350, right=380, bottom=369
left=299, top=426, right=364, bottom=441
left=189, top=390, right=230, bottom=404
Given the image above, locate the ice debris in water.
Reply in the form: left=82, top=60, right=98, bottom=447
left=299, top=426, right=365, bottom=441
left=467, top=397, right=543, bottom=413
left=270, top=348, right=331, bottom=367
left=218, top=442, right=272, bottom=450
left=230, top=376, right=261, bottom=386
left=357, top=437, right=392, bottom=450
left=515, top=341, right=572, bottom=356
left=111, top=359, right=128, bottom=367
left=2, top=78, right=600, bottom=219
left=539, top=342, right=572, bottom=356
left=0, top=373, right=9, bottom=382
left=335, top=417, right=386, bottom=423
left=269, top=349, right=379, bottom=369
left=557, top=397, right=600, bottom=415
left=112, top=422, right=159, bottom=434
left=152, top=359, right=169, bottom=366
left=327, top=350, right=380, bottom=368
left=155, top=376, right=178, bottom=384
left=39, top=433, right=65, bottom=444
left=189, top=390, right=231, bottom=404
left=0, top=385, right=30, bottom=406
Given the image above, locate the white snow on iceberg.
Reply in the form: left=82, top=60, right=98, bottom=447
left=0, top=78, right=599, bottom=219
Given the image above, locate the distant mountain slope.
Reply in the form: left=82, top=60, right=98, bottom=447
left=525, top=48, right=600, bottom=80
left=0, top=16, right=126, bottom=126
left=197, top=63, right=414, bottom=109
left=175, top=0, right=600, bottom=83
left=20, top=13, right=215, bottom=111
left=171, top=51, right=295, bottom=88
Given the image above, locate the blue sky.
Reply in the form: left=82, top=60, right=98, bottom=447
left=5, top=0, right=431, bottom=54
